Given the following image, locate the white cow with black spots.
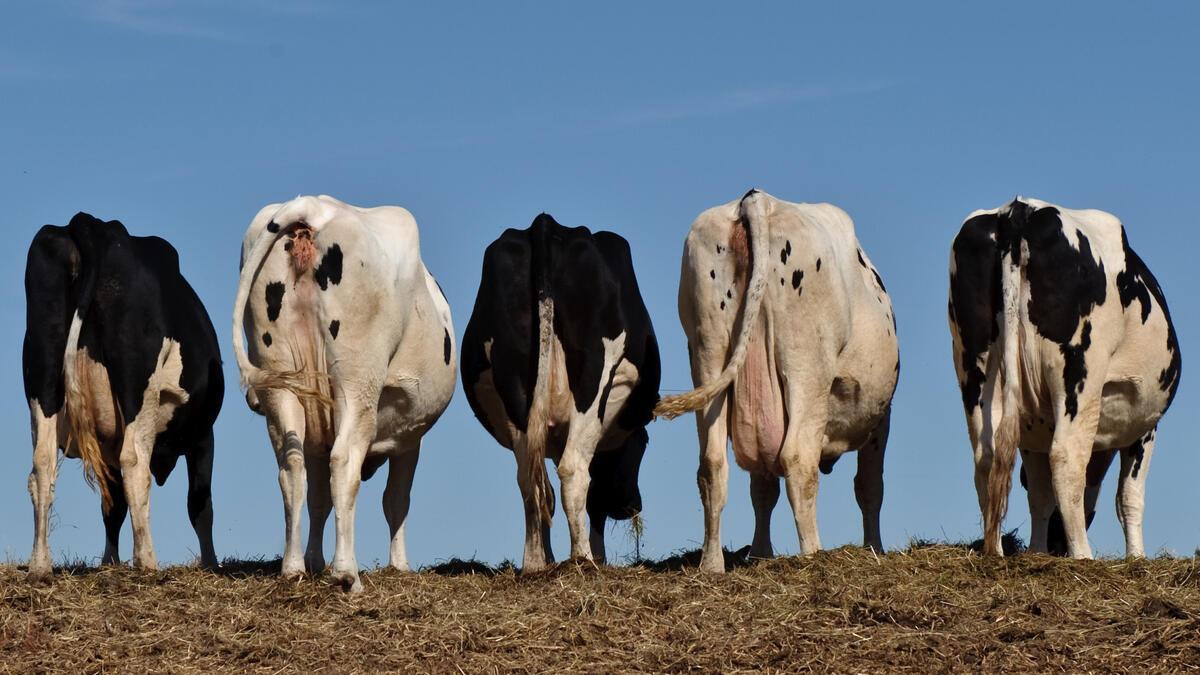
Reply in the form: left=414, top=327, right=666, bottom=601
left=948, top=198, right=1181, bottom=559
left=232, top=195, right=456, bottom=592
left=657, top=189, right=899, bottom=573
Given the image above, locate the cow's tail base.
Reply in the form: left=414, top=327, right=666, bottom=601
left=231, top=220, right=333, bottom=407
left=985, top=219, right=1025, bottom=556
left=63, top=313, right=113, bottom=512
left=654, top=189, right=771, bottom=420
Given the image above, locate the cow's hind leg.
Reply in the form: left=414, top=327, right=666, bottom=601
left=329, top=398, right=379, bottom=593
left=855, top=408, right=889, bottom=552
left=514, top=436, right=554, bottom=571
left=382, top=445, right=419, bottom=571
left=304, top=451, right=331, bottom=574
left=696, top=391, right=731, bottom=573
left=28, top=407, right=60, bottom=582
left=1117, top=431, right=1155, bottom=558
left=749, top=472, right=779, bottom=559
left=779, top=388, right=828, bottom=556
left=559, top=417, right=604, bottom=562
left=266, top=394, right=309, bottom=578
left=185, top=430, right=218, bottom=569
left=120, top=423, right=158, bottom=570
left=101, top=471, right=128, bottom=565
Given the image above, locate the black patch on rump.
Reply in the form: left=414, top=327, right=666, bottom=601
left=816, top=257, right=822, bottom=271
left=266, top=221, right=279, bottom=233
left=314, top=244, right=343, bottom=290
left=265, top=282, right=285, bottom=322
left=948, top=213, right=1002, bottom=412
left=1059, top=321, right=1092, bottom=419
left=1118, top=228, right=1182, bottom=408
left=262, top=332, right=272, bottom=347
left=791, top=269, right=804, bottom=291
left=443, top=328, right=451, bottom=365
left=329, top=320, right=340, bottom=339
left=781, top=240, right=791, bottom=264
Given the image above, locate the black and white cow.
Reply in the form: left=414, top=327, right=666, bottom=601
left=232, top=195, right=456, bottom=592
left=24, top=213, right=223, bottom=582
left=461, top=214, right=660, bottom=570
left=656, top=190, right=899, bottom=573
left=949, top=198, right=1181, bottom=558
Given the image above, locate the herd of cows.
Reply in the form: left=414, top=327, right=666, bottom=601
left=22, top=191, right=1181, bottom=592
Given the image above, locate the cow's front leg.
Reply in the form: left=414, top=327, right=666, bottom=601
left=696, top=391, right=730, bottom=573
left=749, top=471, right=779, bottom=559
left=382, top=446, right=419, bottom=572
left=120, top=425, right=158, bottom=570
left=185, top=430, right=218, bottom=569
left=559, top=418, right=602, bottom=562
left=329, top=402, right=377, bottom=593
left=588, top=512, right=607, bottom=564
left=854, top=410, right=889, bottom=552
left=28, top=406, right=60, bottom=583
left=101, top=471, right=128, bottom=565
left=1117, top=431, right=1155, bottom=558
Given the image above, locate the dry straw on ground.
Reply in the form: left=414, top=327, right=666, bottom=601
left=1, top=545, right=1198, bottom=673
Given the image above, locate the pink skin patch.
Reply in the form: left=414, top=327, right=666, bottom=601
left=725, top=218, right=787, bottom=475
left=289, top=228, right=318, bottom=275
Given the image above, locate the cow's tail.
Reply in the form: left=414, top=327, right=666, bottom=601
left=654, top=189, right=771, bottom=419
left=231, top=221, right=331, bottom=406
left=61, top=229, right=113, bottom=512
left=524, top=215, right=556, bottom=523
left=984, top=204, right=1026, bottom=555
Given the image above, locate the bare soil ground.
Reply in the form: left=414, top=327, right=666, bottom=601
left=1, top=545, right=1198, bottom=673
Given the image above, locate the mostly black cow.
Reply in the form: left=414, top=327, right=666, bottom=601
left=949, top=198, right=1181, bottom=558
left=24, top=213, right=223, bottom=582
left=461, top=214, right=660, bottom=570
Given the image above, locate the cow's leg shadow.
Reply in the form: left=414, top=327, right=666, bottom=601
left=185, top=430, right=218, bottom=569
left=382, top=443, right=419, bottom=572
left=1117, top=431, right=1155, bottom=558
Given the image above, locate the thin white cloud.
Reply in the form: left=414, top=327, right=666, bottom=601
left=582, top=80, right=898, bottom=133
left=84, top=0, right=329, bottom=42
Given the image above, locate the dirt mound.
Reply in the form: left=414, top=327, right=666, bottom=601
left=2, top=546, right=1198, bottom=672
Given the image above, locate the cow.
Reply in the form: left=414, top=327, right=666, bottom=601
left=232, top=195, right=456, bottom=592
left=23, top=213, right=223, bottom=582
left=460, top=213, right=660, bottom=571
left=656, top=189, right=899, bottom=573
left=948, top=197, right=1181, bottom=559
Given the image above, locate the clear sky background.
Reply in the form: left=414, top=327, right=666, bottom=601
left=1, top=2, right=1196, bottom=569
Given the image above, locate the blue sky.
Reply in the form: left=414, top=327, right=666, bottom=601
left=2, top=2, right=1196, bottom=568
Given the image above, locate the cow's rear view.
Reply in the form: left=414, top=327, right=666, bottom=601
left=461, top=214, right=660, bottom=570
left=233, top=195, right=457, bottom=592
left=948, top=198, right=1181, bottom=558
left=24, top=213, right=223, bottom=582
